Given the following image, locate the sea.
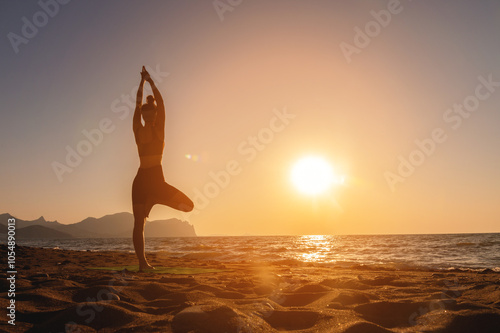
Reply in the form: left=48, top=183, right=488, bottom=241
left=12, top=233, right=500, bottom=272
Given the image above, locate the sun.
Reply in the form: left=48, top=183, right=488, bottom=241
left=291, top=156, right=341, bottom=195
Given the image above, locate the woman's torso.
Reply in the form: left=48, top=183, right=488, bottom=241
left=135, top=125, right=164, bottom=169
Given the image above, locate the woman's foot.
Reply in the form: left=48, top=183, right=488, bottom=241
left=139, top=263, right=155, bottom=272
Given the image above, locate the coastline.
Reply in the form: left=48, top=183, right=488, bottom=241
left=1, top=244, right=499, bottom=332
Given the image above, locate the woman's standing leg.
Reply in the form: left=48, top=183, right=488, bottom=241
left=133, top=204, right=154, bottom=270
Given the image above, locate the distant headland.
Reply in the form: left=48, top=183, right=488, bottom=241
left=0, top=212, right=196, bottom=239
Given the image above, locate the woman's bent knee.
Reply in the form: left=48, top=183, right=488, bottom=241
left=179, top=200, right=194, bottom=212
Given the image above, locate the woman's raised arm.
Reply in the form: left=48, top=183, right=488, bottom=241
left=148, top=78, right=165, bottom=129
left=133, top=69, right=146, bottom=133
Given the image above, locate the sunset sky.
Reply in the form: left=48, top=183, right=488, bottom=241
left=1, top=0, right=499, bottom=236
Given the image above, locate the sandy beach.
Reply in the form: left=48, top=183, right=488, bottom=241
left=1, top=244, right=499, bottom=332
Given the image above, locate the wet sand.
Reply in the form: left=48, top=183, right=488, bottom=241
left=1, top=244, right=500, bottom=332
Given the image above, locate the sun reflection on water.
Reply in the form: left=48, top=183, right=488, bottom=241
left=297, top=235, right=336, bottom=263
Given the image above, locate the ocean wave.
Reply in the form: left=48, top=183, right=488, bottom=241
left=180, top=252, right=222, bottom=260
left=274, top=258, right=304, bottom=266
left=478, top=241, right=500, bottom=247
left=456, top=242, right=476, bottom=246
left=446, top=267, right=500, bottom=273
left=176, top=244, right=218, bottom=251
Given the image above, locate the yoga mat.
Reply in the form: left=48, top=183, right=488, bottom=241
left=86, top=265, right=226, bottom=274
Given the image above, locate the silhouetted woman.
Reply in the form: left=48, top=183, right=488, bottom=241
left=132, top=66, right=194, bottom=270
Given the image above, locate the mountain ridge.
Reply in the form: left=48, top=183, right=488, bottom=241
left=0, top=212, right=196, bottom=239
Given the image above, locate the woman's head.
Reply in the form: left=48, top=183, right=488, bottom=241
left=146, top=95, right=155, bottom=104
left=141, top=95, right=156, bottom=123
